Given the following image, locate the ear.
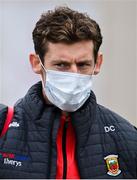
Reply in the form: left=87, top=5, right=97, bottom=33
left=94, top=52, right=103, bottom=75
left=29, top=53, right=42, bottom=74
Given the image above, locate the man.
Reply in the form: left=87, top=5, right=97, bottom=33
left=0, top=6, right=137, bottom=179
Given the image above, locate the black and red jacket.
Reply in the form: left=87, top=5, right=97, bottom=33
left=0, top=82, right=137, bottom=179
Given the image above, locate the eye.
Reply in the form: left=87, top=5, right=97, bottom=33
left=56, top=63, right=66, bottom=67
left=77, top=62, right=91, bottom=68
left=55, top=62, right=70, bottom=69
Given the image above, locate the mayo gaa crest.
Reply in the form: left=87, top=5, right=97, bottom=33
left=104, top=155, right=121, bottom=176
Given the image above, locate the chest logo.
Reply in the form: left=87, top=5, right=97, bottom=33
left=0, top=152, right=30, bottom=167
left=104, top=125, right=115, bottom=133
left=104, top=155, right=121, bottom=176
left=9, top=122, right=20, bottom=128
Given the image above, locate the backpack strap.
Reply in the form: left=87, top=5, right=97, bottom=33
left=0, top=107, right=14, bottom=138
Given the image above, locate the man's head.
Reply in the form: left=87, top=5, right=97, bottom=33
left=32, top=6, right=102, bottom=63
left=30, top=6, right=103, bottom=76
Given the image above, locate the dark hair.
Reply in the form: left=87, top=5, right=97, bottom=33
left=32, top=6, right=103, bottom=63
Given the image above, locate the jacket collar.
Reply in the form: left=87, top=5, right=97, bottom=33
left=71, top=91, right=97, bottom=148
left=22, top=82, right=60, bottom=126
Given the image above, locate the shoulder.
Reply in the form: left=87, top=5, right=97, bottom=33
left=96, top=104, right=137, bottom=134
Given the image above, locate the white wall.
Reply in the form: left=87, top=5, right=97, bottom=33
left=0, top=2, right=2, bottom=102
left=0, top=0, right=136, bottom=125
left=136, top=1, right=137, bottom=123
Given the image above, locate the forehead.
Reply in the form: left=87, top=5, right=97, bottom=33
left=45, top=40, right=94, bottom=61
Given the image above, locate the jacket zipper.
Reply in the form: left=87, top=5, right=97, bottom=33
left=62, top=118, right=68, bottom=179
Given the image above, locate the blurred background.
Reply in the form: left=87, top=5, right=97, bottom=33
left=0, top=0, right=136, bottom=125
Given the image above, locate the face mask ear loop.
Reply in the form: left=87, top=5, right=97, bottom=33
left=90, top=60, right=96, bottom=76
left=37, top=55, right=47, bottom=88
left=92, top=66, right=96, bottom=76
left=37, top=55, right=47, bottom=72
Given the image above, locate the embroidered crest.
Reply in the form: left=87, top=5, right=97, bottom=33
left=104, top=155, right=121, bottom=176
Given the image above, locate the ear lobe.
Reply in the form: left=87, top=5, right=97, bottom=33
left=29, top=54, right=42, bottom=74
left=94, top=53, right=103, bottom=75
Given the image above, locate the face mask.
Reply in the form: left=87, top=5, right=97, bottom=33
left=40, top=61, right=94, bottom=112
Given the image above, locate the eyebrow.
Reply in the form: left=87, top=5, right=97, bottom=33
left=76, top=60, right=93, bottom=64
left=51, top=59, right=93, bottom=64
left=51, top=60, right=70, bottom=64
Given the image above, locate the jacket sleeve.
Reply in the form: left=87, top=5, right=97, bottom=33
left=0, top=104, right=8, bottom=134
